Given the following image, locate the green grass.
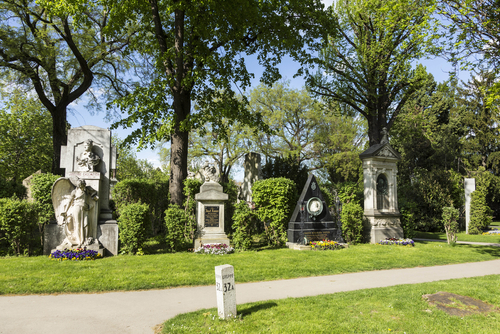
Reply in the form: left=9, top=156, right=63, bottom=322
left=415, top=231, right=500, bottom=243
left=162, top=275, right=500, bottom=333
left=2, top=242, right=500, bottom=295
left=491, top=221, right=500, bottom=227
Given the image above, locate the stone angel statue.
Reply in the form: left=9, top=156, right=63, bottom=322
left=52, top=177, right=99, bottom=250
left=201, top=162, right=220, bottom=183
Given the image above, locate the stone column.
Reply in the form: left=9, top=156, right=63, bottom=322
left=464, top=178, right=476, bottom=234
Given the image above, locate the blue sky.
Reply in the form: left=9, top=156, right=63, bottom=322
left=66, top=0, right=470, bottom=181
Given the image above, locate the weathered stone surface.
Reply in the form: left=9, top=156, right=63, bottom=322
left=464, top=178, right=476, bottom=234
left=423, top=291, right=499, bottom=317
left=240, top=152, right=261, bottom=202
left=215, top=264, right=237, bottom=319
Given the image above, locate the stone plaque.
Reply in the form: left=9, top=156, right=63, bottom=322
left=215, top=264, right=236, bottom=319
left=205, top=206, right=220, bottom=227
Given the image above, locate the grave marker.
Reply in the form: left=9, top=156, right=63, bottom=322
left=215, top=264, right=236, bottom=319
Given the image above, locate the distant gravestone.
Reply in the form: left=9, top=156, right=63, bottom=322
left=215, top=264, right=236, bottom=319
left=287, top=174, right=341, bottom=248
left=194, top=162, right=230, bottom=249
left=359, top=128, right=404, bottom=243
left=43, top=126, right=118, bottom=256
left=464, top=178, right=476, bottom=234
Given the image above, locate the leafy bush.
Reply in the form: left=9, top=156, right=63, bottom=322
left=0, top=197, right=40, bottom=255
left=0, top=178, right=26, bottom=199
left=442, top=206, right=459, bottom=244
left=261, top=155, right=308, bottom=195
left=183, top=178, right=202, bottom=240
left=340, top=202, right=364, bottom=244
left=232, top=201, right=258, bottom=250
left=30, top=173, right=59, bottom=225
left=469, top=168, right=493, bottom=234
left=118, top=202, right=150, bottom=254
left=252, top=178, right=296, bottom=247
left=112, top=177, right=169, bottom=235
left=398, top=199, right=417, bottom=239
left=222, top=180, right=238, bottom=235
left=164, top=204, right=189, bottom=252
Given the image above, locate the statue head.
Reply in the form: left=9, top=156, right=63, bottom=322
left=83, top=139, right=93, bottom=151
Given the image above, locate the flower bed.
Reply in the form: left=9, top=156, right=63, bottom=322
left=49, top=248, right=102, bottom=261
left=378, top=238, right=415, bottom=247
left=310, top=240, right=344, bottom=251
left=482, top=229, right=500, bottom=235
left=194, top=243, right=234, bottom=255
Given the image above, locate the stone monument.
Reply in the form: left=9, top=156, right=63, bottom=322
left=287, top=174, right=341, bottom=249
left=44, top=125, right=118, bottom=255
left=359, top=128, right=404, bottom=243
left=464, top=178, right=476, bottom=234
left=215, top=264, right=237, bottom=319
left=194, top=162, right=230, bottom=249
left=240, top=152, right=261, bottom=202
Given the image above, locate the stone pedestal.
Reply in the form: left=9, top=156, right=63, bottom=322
left=464, top=178, right=476, bottom=234
left=359, top=137, right=404, bottom=243
left=194, top=182, right=230, bottom=249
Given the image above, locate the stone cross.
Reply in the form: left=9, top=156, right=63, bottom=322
left=215, top=264, right=236, bottom=319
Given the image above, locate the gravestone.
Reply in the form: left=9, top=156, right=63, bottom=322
left=240, top=152, right=261, bottom=202
left=287, top=174, right=341, bottom=248
left=359, top=128, right=403, bottom=243
left=194, top=162, right=230, bottom=249
left=215, top=264, right=237, bottom=319
left=464, top=178, right=476, bottom=234
left=43, top=126, right=118, bottom=256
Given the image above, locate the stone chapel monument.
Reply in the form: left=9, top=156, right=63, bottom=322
left=359, top=128, right=404, bottom=243
left=44, top=126, right=118, bottom=255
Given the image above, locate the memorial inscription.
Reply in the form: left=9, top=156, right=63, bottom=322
left=205, top=206, right=220, bottom=227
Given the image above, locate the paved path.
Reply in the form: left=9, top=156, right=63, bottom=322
left=2, top=259, right=500, bottom=334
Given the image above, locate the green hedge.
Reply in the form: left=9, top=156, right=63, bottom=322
left=232, top=201, right=258, bottom=250
left=0, top=178, right=26, bottom=199
left=469, top=168, right=493, bottom=234
left=0, top=198, right=40, bottom=256
left=112, top=177, right=169, bottom=235
left=164, top=204, right=189, bottom=252
left=118, top=202, right=150, bottom=254
left=252, top=177, right=296, bottom=247
left=340, top=202, right=364, bottom=244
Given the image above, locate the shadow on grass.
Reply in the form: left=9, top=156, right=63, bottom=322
left=238, top=302, right=278, bottom=318
left=461, top=244, right=500, bottom=257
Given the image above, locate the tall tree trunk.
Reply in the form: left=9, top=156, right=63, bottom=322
left=170, top=92, right=190, bottom=206
left=51, top=106, right=68, bottom=176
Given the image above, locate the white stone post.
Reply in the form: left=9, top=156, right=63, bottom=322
left=215, top=264, right=236, bottom=319
left=464, top=178, right=476, bottom=234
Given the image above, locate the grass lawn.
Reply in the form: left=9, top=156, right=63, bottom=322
left=161, top=274, right=500, bottom=334
left=1, top=242, right=500, bottom=295
left=415, top=231, right=500, bottom=243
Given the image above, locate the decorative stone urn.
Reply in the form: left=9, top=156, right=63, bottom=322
left=359, top=128, right=404, bottom=243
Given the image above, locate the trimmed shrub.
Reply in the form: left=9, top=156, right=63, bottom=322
left=232, top=201, right=258, bottom=250
left=442, top=206, right=459, bottom=244
left=399, top=199, right=417, bottom=239
left=222, top=180, right=238, bottom=236
left=30, top=173, right=59, bottom=225
left=183, top=178, right=202, bottom=241
left=164, top=204, right=189, bottom=252
left=252, top=177, right=296, bottom=247
left=0, top=198, right=40, bottom=256
left=0, top=178, right=26, bottom=199
left=118, top=202, right=150, bottom=254
left=112, top=177, right=169, bottom=235
left=469, top=169, right=493, bottom=234
left=340, top=202, right=364, bottom=244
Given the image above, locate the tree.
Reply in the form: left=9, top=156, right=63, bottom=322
left=307, top=0, right=440, bottom=146
left=108, top=0, right=326, bottom=206
left=248, top=82, right=322, bottom=165
left=113, top=136, right=161, bottom=181
left=0, top=1, right=133, bottom=174
left=0, top=90, right=52, bottom=182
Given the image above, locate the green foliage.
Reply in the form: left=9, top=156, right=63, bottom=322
left=0, top=197, right=40, bottom=256
left=118, top=202, right=150, bottom=255
left=30, top=173, right=60, bottom=225
left=469, top=168, right=493, bottom=234
left=320, top=185, right=335, bottom=208
left=336, top=181, right=363, bottom=205
left=308, top=0, right=440, bottom=145
left=182, top=178, right=202, bottom=241
left=164, top=205, right=189, bottom=252
left=442, top=206, right=459, bottom=244
left=261, top=155, right=308, bottom=195
left=0, top=178, right=26, bottom=199
left=112, top=178, right=169, bottom=235
left=231, top=201, right=258, bottom=250
left=0, top=90, right=53, bottom=182
left=340, top=202, right=364, bottom=244
left=222, top=181, right=238, bottom=236
left=252, top=178, right=296, bottom=247
left=113, top=136, right=160, bottom=181
left=398, top=200, right=417, bottom=239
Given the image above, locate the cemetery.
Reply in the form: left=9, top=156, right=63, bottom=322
left=1, top=0, right=500, bottom=333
